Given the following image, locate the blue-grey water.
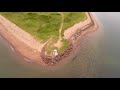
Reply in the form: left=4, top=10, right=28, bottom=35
left=0, top=12, right=119, bottom=78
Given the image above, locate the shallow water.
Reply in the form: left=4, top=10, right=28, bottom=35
left=0, top=12, right=118, bottom=78
left=94, top=12, right=120, bottom=77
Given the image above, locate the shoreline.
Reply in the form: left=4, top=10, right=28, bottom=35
left=0, top=21, right=44, bottom=65
left=0, top=12, right=99, bottom=66
left=56, top=12, right=100, bottom=67
left=40, top=12, right=99, bottom=66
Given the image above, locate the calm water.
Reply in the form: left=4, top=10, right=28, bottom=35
left=0, top=12, right=119, bottom=78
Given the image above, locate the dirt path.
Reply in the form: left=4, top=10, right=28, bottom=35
left=58, top=12, right=64, bottom=41
left=54, top=12, right=64, bottom=49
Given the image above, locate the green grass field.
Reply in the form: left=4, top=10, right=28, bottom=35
left=0, top=12, right=87, bottom=55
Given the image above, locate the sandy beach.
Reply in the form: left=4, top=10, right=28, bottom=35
left=0, top=12, right=99, bottom=66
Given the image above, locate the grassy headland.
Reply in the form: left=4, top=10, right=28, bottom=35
left=0, top=12, right=87, bottom=55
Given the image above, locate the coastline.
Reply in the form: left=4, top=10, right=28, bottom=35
left=53, top=12, right=100, bottom=68
left=0, top=21, right=44, bottom=65
left=0, top=12, right=99, bottom=66
left=41, top=12, right=99, bottom=66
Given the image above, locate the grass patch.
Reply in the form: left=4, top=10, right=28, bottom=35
left=0, top=12, right=61, bottom=42
left=45, top=38, right=69, bottom=56
left=45, top=36, right=59, bottom=56
left=58, top=39, right=69, bottom=54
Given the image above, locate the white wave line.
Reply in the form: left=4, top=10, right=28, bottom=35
left=24, top=58, right=32, bottom=62
left=9, top=45, right=15, bottom=52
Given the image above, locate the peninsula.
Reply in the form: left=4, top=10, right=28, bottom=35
left=0, top=12, right=98, bottom=66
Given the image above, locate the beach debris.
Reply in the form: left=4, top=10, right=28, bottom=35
left=53, top=49, right=58, bottom=57
left=9, top=45, right=15, bottom=52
